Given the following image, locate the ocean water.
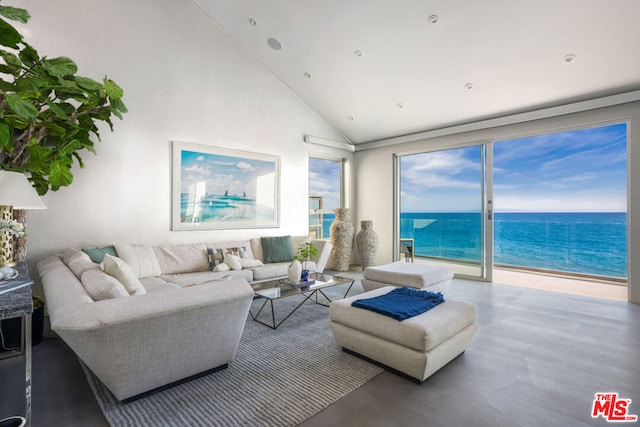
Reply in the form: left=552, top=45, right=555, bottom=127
left=320, top=212, right=627, bottom=278
left=404, top=212, right=627, bottom=278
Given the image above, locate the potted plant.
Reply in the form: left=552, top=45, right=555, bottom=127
left=293, top=242, right=318, bottom=281
left=0, top=3, right=127, bottom=195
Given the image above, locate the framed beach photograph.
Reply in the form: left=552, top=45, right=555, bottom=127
left=172, top=141, right=280, bottom=230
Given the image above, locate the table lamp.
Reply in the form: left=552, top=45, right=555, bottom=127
left=0, top=171, right=47, bottom=267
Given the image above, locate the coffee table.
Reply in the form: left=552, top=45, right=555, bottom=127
left=249, top=272, right=355, bottom=329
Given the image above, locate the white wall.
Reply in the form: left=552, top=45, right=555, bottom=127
left=19, top=0, right=350, bottom=267
left=354, top=102, right=640, bottom=304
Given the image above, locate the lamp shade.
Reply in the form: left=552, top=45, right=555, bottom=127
left=0, top=171, right=47, bottom=209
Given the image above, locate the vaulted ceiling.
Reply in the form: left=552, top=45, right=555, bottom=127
left=192, top=0, right=640, bottom=145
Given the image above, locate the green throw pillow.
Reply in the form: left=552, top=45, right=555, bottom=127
left=82, top=246, right=118, bottom=263
left=261, top=236, right=294, bottom=263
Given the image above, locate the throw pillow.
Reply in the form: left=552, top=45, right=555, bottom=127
left=62, top=249, right=101, bottom=279
left=207, top=248, right=225, bottom=270
left=239, top=258, right=264, bottom=268
left=261, top=236, right=294, bottom=263
left=80, top=269, right=130, bottom=301
left=103, top=254, right=146, bottom=295
left=225, top=246, right=248, bottom=258
left=81, top=246, right=118, bottom=263
left=213, top=263, right=231, bottom=272
left=223, top=253, right=243, bottom=270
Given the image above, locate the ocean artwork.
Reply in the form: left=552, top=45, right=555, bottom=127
left=172, top=142, right=280, bottom=230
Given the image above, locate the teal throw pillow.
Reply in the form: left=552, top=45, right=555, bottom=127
left=82, top=246, right=118, bottom=263
left=261, top=236, right=294, bottom=263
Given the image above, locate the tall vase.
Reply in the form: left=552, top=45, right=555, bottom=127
left=356, top=220, right=378, bottom=269
left=0, top=205, right=15, bottom=267
left=330, top=208, right=354, bottom=271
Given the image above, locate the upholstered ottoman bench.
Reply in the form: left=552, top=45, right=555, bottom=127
left=362, top=261, right=454, bottom=293
left=329, top=286, right=478, bottom=382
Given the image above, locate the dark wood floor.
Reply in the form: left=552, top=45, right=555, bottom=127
left=1, top=278, right=639, bottom=426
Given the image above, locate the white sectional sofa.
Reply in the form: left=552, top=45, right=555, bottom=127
left=37, top=235, right=332, bottom=402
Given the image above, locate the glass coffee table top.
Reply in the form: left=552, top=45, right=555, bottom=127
left=249, top=272, right=355, bottom=329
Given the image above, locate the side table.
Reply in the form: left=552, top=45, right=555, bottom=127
left=0, top=265, right=33, bottom=427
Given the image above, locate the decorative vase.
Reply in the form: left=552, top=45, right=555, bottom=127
left=301, top=269, right=309, bottom=281
left=0, top=206, right=15, bottom=267
left=288, top=260, right=302, bottom=282
left=356, top=220, right=378, bottom=269
left=330, top=208, right=354, bottom=271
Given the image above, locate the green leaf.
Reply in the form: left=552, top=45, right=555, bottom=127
left=75, top=76, right=102, bottom=91
left=104, top=78, right=123, bottom=99
left=0, top=6, right=31, bottom=24
left=110, top=97, right=128, bottom=114
left=44, top=57, right=77, bottom=77
left=0, top=79, right=15, bottom=91
left=4, top=93, right=38, bottom=119
left=0, top=121, right=10, bottom=146
left=1, top=50, right=20, bottom=66
left=0, top=17, right=22, bottom=49
left=49, top=158, right=74, bottom=189
left=18, top=44, right=38, bottom=65
left=45, top=99, right=69, bottom=120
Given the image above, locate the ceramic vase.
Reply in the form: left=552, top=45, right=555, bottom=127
left=288, top=259, right=302, bottom=282
left=356, top=220, right=378, bottom=269
left=330, top=208, right=354, bottom=271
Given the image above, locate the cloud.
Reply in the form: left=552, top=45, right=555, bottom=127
left=184, top=164, right=210, bottom=175
left=236, top=161, right=256, bottom=172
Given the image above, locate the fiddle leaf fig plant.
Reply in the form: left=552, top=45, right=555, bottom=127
left=0, top=1, right=127, bottom=195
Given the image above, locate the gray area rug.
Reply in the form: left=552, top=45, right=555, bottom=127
left=84, top=284, right=382, bottom=426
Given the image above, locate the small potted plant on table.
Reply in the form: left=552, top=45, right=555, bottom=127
left=294, top=242, right=318, bottom=282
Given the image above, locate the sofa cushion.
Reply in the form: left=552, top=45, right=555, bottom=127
left=81, top=246, right=118, bottom=263
left=62, top=249, right=101, bottom=279
left=114, top=243, right=162, bottom=278
left=261, top=236, right=294, bottom=263
left=103, top=254, right=146, bottom=295
left=153, top=243, right=209, bottom=275
left=160, top=270, right=253, bottom=286
left=80, top=269, right=130, bottom=301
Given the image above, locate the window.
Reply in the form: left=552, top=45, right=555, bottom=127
left=309, top=156, right=343, bottom=239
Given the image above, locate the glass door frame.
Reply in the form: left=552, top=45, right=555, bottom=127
left=393, top=142, right=494, bottom=281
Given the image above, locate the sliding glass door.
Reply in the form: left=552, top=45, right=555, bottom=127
left=395, top=144, right=492, bottom=279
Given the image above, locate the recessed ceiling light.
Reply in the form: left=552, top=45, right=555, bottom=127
left=428, top=14, right=439, bottom=24
left=354, top=50, right=362, bottom=57
left=563, top=54, right=576, bottom=63
left=464, top=82, right=473, bottom=90
left=304, top=72, right=311, bottom=78
left=267, top=38, right=282, bottom=51
left=248, top=18, right=257, bottom=26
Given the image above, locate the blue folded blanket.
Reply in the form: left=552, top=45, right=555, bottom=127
left=351, top=286, right=445, bottom=321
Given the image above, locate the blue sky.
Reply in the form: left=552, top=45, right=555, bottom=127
left=401, top=123, right=627, bottom=213
left=309, top=157, right=342, bottom=210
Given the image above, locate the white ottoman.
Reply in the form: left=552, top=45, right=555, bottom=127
left=330, top=286, right=477, bottom=382
left=362, top=261, right=453, bottom=293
